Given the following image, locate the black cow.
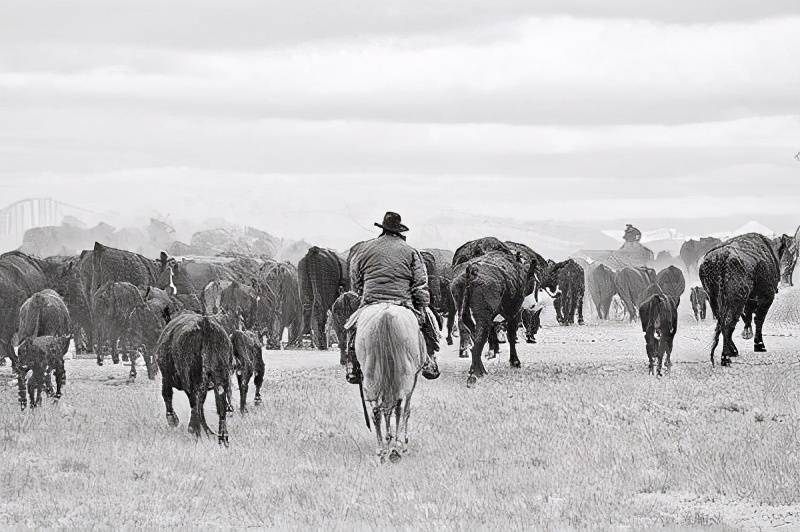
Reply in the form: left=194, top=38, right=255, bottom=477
left=16, top=335, right=71, bottom=409
left=680, top=237, right=722, bottom=280
left=451, top=251, right=536, bottom=383
left=700, top=233, right=793, bottom=366
left=421, top=248, right=456, bottom=345
left=155, top=313, right=232, bottom=446
left=588, top=264, right=617, bottom=319
left=638, top=293, right=678, bottom=377
left=521, top=305, right=543, bottom=343
left=329, top=291, right=360, bottom=365
left=230, top=329, right=265, bottom=413
left=542, top=259, right=585, bottom=325
left=656, top=265, right=686, bottom=302
left=690, top=286, right=708, bottom=321
left=253, top=261, right=303, bottom=349
left=297, top=246, right=348, bottom=349
left=615, top=267, right=657, bottom=322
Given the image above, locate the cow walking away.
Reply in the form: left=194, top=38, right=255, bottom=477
left=690, top=286, right=708, bottom=322
left=330, top=291, right=360, bottom=365
left=230, top=329, right=265, bottom=413
left=700, top=233, right=793, bottom=366
left=155, top=313, right=232, bottom=446
left=639, top=293, right=677, bottom=377
left=298, top=246, right=348, bottom=349
left=588, top=264, right=617, bottom=320
left=542, top=259, right=585, bottom=325
left=615, top=267, right=657, bottom=322
left=451, top=251, right=537, bottom=383
left=16, top=335, right=72, bottom=409
left=521, top=304, right=543, bottom=343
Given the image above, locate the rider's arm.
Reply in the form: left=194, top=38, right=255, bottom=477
left=410, top=250, right=430, bottom=309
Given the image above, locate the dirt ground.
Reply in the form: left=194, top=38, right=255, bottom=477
left=1, top=298, right=799, bottom=529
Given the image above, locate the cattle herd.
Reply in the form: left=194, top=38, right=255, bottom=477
left=0, top=228, right=798, bottom=446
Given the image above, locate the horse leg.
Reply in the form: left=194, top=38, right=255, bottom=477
left=387, top=400, right=402, bottom=463
left=214, top=384, right=229, bottom=447
left=162, top=376, right=179, bottom=427
left=753, top=293, right=774, bottom=352
left=371, top=403, right=387, bottom=461
left=741, top=299, right=756, bottom=339
left=400, top=393, right=413, bottom=453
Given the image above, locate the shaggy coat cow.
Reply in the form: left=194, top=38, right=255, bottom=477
left=155, top=313, right=232, bottom=445
left=690, top=286, right=708, bottom=321
left=253, top=261, right=303, bottom=349
left=93, top=281, right=164, bottom=379
left=542, top=259, right=585, bottom=325
left=680, top=237, right=722, bottom=280
left=451, top=251, right=536, bottom=382
left=0, top=252, right=51, bottom=367
left=615, top=267, right=657, bottom=322
left=298, top=246, right=348, bottom=349
left=421, top=248, right=457, bottom=344
left=16, top=335, right=71, bottom=409
left=639, top=293, right=678, bottom=376
left=700, top=233, right=792, bottom=366
left=655, top=265, right=686, bottom=302
left=17, top=289, right=71, bottom=343
left=588, top=264, right=617, bottom=319
left=230, top=329, right=265, bottom=413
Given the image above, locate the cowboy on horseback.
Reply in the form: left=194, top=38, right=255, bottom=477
left=345, top=212, right=441, bottom=384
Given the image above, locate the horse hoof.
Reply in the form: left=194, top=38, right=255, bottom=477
left=754, top=343, right=766, bottom=352
left=389, top=449, right=402, bottom=463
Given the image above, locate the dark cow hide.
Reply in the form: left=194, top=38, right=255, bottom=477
left=17, top=289, right=71, bottom=344
left=588, top=264, right=617, bottom=320
left=655, top=265, right=686, bottom=302
left=253, top=261, right=303, bottom=349
left=329, top=291, right=361, bottom=365
left=638, top=293, right=678, bottom=377
left=155, top=312, right=232, bottom=446
left=422, top=248, right=457, bottom=344
left=230, top=329, right=265, bottom=413
left=16, top=335, right=71, bottom=410
left=690, top=286, right=708, bottom=321
left=452, top=237, right=512, bottom=267
left=700, top=233, right=792, bottom=366
left=450, top=251, right=536, bottom=382
left=614, top=266, right=657, bottom=322
left=680, top=237, right=722, bottom=279
left=0, top=251, right=51, bottom=367
left=542, top=259, right=585, bottom=325
left=297, top=246, right=348, bottom=350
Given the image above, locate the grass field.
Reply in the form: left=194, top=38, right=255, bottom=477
left=1, top=306, right=799, bottom=529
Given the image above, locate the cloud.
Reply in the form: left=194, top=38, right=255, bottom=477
left=2, top=17, right=799, bottom=126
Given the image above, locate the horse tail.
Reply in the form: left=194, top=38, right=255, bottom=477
left=363, top=307, right=419, bottom=406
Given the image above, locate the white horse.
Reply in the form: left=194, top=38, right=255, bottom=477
left=351, top=303, right=434, bottom=463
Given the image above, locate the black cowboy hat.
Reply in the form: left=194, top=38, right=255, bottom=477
left=375, top=211, right=409, bottom=233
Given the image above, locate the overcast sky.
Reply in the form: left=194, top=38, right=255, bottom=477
left=1, top=1, right=799, bottom=247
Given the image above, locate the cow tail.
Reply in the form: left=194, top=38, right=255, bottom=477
left=460, top=265, right=479, bottom=332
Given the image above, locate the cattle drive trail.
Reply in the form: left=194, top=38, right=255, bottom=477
left=1, top=310, right=799, bottom=529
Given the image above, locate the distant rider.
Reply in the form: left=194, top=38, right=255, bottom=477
left=345, top=212, right=440, bottom=384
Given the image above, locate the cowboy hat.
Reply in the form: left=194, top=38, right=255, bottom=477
left=374, top=211, right=409, bottom=233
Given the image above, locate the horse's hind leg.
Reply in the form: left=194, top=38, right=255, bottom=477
left=370, top=403, right=387, bottom=461
left=387, top=400, right=402, bottom=463
left=399, top=394, right=413, bottom=454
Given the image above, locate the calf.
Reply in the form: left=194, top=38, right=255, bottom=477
left=638, top=293, right=678, bottom=377
left=521, top=305, right=543, bottom=343
left=690, top=286, right=708, bottom=322
left=230, top=329, right=265, bottom=413
left=155, top=313, right=232, bottom=446
left=16, top=335, right=71, bottom=410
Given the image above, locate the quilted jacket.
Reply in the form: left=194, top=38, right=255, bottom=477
left=350, top=233, right=430, bottom=308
